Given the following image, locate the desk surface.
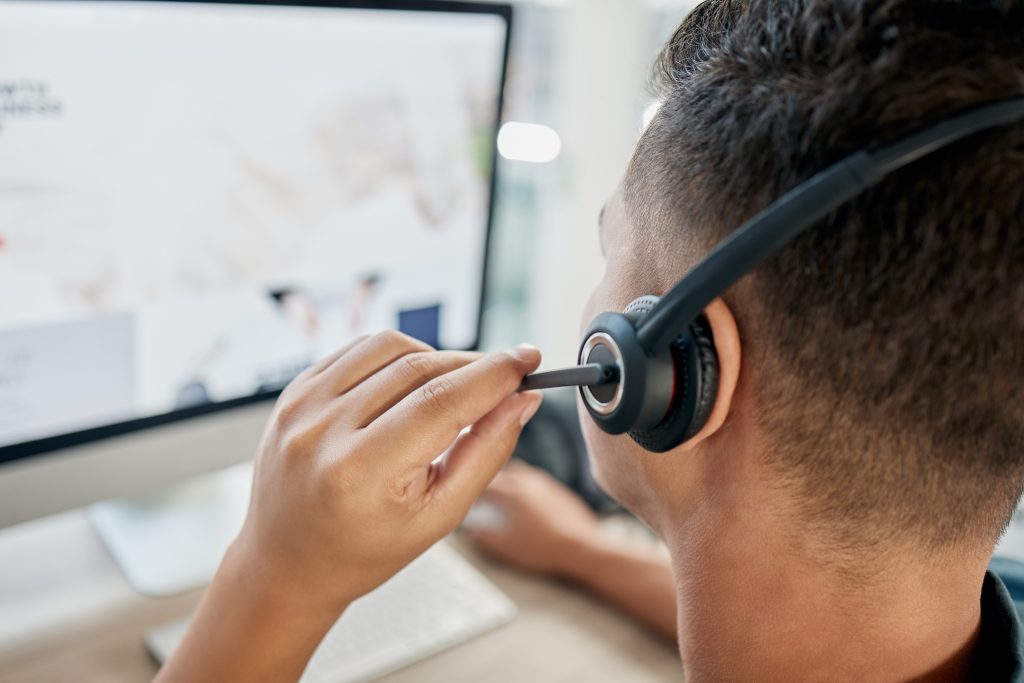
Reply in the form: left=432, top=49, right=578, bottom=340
left=0, top=511, right=682, bottom=683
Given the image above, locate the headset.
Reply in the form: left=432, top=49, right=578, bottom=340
left=519, top=97, right=1024, bottom=453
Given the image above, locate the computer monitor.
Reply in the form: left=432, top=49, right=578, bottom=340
left=0, top=0, right=511, bottom=536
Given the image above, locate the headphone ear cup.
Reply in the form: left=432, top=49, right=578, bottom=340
left=628, top=315, right=719, bottom=453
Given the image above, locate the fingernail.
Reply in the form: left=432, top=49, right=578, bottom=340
left=509, top=343, right=540, bottom=363
left=519, top=393, right=543, bottom=426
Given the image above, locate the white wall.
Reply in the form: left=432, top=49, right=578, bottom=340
left=481, top=0, right=701, bottom=364
left=525, top=0, right=652, bottom=368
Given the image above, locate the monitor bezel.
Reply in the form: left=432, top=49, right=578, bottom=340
left=0, top=0, right=513, bottom=465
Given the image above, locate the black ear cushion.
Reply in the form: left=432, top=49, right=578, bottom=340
left=623, top=295, right=663, bottom=325
left=685, top=316, right=720, bottom=440
left=628, top=316, right=719, bottom=453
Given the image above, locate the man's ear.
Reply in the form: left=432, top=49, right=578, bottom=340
left=677, top=296, right=741, bottom=451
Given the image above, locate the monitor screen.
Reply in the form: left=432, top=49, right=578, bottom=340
left=0, top=0, right=510, bottom=459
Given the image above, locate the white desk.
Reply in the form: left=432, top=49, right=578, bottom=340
left=0, top=511, right=683, bottom=682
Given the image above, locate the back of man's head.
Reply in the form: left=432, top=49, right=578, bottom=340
left=627, top=0, right=1024, bottom=555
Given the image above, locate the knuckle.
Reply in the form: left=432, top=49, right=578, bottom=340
left=482, top=351, right=523, bottom=382
left=275, top=428, right=305, bottom=460
left=277, top=383, right=297, bottom=405
left=273, top=393, right=304, bottom=426
left=383, top=470, right=412, bottom=501
left=375, top=329, right=407, bottom=347
left=492, top=350, right=520, bottom=371
left=374, top=329, right=426, bottom=354
left=280, top=368, right=313, bottom=398
left=285, top=369, right=312, bottom=391
left=485, top=351, right=513, bottom=368
left=278, top=420, right=323, bottom=460
left=418, top=375, right=460, bottom=417
left=397, top=352, right=434, bottom=382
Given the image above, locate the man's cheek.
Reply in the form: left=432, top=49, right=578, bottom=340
left=580, top=279, right=609, bottom=338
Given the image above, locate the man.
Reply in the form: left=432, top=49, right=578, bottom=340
left=157, top=0, right=1024, bottom=680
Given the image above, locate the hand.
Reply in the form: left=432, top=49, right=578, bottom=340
left=230, top=331, right=544, bottom=617
left=466, top=461, right=678, bottom=642
left=468, top=460, right=602, bottom=577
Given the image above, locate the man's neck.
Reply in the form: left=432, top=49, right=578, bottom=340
left=659, top=435, right=987, bottom=682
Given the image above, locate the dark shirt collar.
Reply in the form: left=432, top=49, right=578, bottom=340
left=969, top=571, right=1024, bottom=682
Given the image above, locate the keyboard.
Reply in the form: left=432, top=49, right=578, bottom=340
left=146, top=541, right=517, bottom=683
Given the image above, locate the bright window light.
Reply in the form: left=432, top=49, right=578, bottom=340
left=497, top=122, right=562, bottom=163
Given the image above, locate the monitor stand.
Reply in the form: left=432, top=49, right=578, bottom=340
left=88, top=463, right=253, bottom=597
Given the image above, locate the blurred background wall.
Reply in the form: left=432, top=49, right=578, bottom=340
left=480, top=0, right=700, bottom=367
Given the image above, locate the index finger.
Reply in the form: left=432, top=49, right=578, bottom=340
left=368, top=345, right=541, bottom=467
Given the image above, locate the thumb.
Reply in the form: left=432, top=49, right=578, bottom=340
left=430, top=391, right=542, bottom=527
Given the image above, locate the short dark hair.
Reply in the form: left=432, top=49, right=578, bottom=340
left=627, top=0, right=1024, bottom=552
